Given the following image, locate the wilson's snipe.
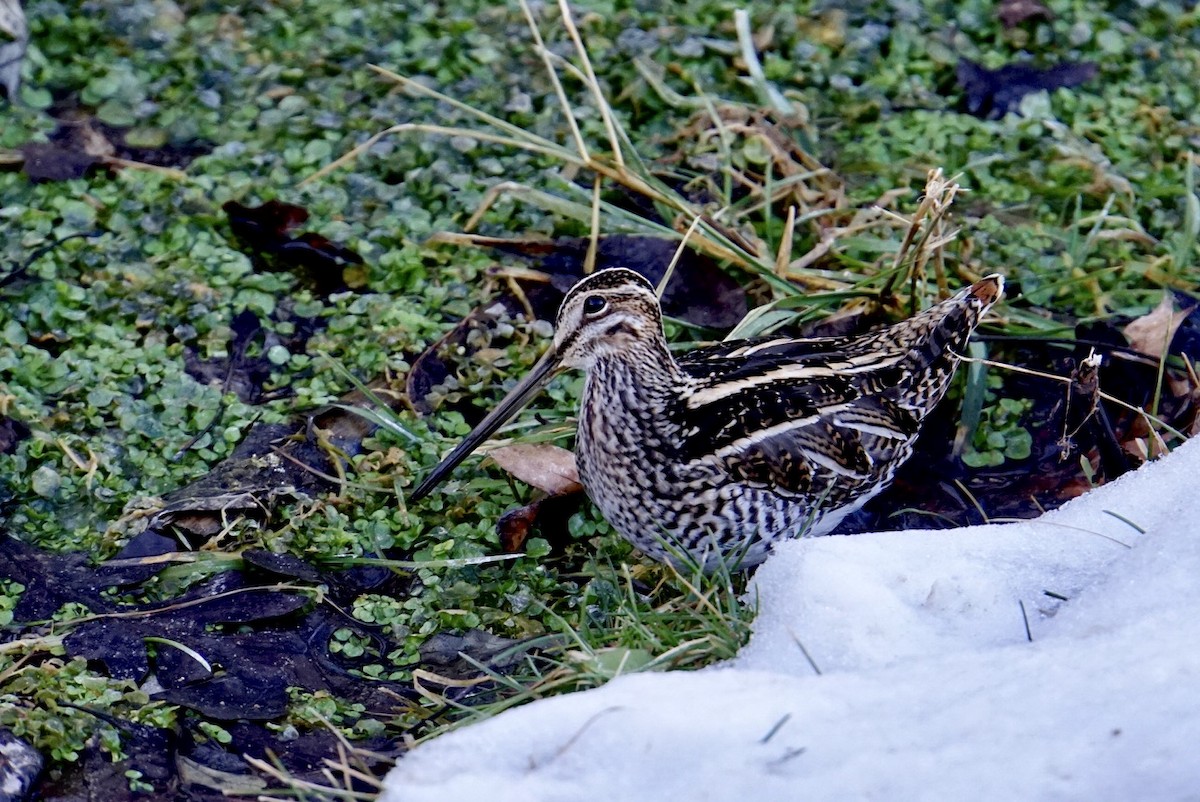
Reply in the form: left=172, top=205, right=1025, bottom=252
left=412, top=268, right=1003, bottom=569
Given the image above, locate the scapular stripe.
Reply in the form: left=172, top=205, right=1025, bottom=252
left=671, top=375, right=858, bottom=460
left=686, top=352, right=907, bottom=408
left=707, top=407, right=846, bottom=459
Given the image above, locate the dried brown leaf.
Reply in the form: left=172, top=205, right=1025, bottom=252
left=489, top=443, right=582, bottom=496
left=405, top=291, right=533, bottom=414
left=957, top=59, right=1096, bottom=119
left=19, top=142, right=98, bottom=182
left=498, top=500, right=540, bottom=553
left=1123, top=293, right=1194, bottom=359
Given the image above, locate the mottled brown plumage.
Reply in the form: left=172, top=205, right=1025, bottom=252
left=412, top=268, right=1003, bottom=569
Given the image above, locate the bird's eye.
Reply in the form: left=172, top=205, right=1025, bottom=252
left=583, top=295, right=607, bottom=315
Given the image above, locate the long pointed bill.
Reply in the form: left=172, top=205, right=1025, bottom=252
left=409, top=345, right=563, bottom=501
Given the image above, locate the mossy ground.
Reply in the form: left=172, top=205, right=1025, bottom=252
left=1, top=0, right=1197, bottom=793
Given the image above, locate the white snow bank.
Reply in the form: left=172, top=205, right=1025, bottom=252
left=381, top=438, right=1200, bottom=802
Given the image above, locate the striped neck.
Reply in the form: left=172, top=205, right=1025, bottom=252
left=591, top=335, right=683, bottom=394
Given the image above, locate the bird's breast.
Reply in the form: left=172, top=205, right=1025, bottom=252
left=574, top=364, right=700, bottom=502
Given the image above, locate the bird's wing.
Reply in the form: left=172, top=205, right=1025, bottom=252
left=668, top=277, right=1000, bottom=497
left=679, top=333, right=865, bottom=364
left=673, top=352, right=919, bottom=496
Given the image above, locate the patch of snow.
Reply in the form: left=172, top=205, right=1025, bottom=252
left=381, top=438, right=1200, bottom=802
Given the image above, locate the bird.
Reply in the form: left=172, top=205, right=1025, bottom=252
left=410, top=267, right=1004, bottom=571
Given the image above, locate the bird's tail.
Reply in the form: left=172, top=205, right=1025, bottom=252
left=873, top=274, right=1004, bottom=413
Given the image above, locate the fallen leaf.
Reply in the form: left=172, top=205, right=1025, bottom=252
left=956, top=58, right=1096, bottom=119
left=1, top=535, right=113, bottom=621
left=490, top=444, right=583, bottom=553
left=0, top=414, right=29, bottom=454
left=157, top=669, right=290, bottom=720
left=10, top=115, right=210, bottom=182
left=95, top=530, right=178, bottom=587
left=418, top=629, right=529, bottom=679
left=488, top=443, right=582, bottom=496
left=175, top=756, right=267, bottom=795
left=63, top=117, right=117, bottom=158
left=1123, top=293, right=1196, bottom=360
left=498, top=499, right=542, bottom=552
left=997, top=0, right=1053, bottom=28
left=151, top=423, right=328, bottom=540
left=277, top=231, right=365, bottom=294
left=496, top=492, right=582, bottom=555
left=223, top=200, right=363, bottom=295
left=242, top=549, right=321, bottom=581
left=223, top=199, right=309, bottom=245
left=19, top=141, right=98, bottom=182
left=403, top=288, right=535, bottom=413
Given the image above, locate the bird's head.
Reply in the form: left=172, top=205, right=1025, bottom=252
left=553, top=268, right=665, bottom=370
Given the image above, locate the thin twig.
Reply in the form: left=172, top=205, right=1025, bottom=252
left=0, top=231, right=101, bottom=290
left=775, top=205, right=796, bottom=277
left=557, top=0, right=625, bottom=166
left=100, top=155, right=187, bottom=180
left=733, top=9, right=794, bottom=116
left=520, top=0, right=589, bottom=160
left=585, top=173, right=602, bottom=274
left=529, top=706, right=624, bottom=770
left=656, top=216, right=703, bottom=299
left=788, top=629, right=822, bottom=675
left=960, top=354, right=1188, bottom=442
